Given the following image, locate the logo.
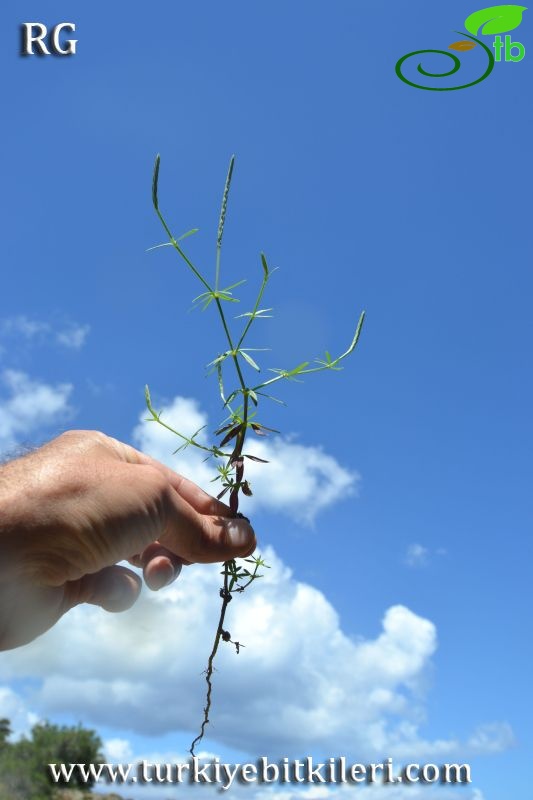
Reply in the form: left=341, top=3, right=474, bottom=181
left=396, top=4, right=527, bottom=90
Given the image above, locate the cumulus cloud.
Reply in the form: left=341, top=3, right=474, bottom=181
left=132, top=394, right=359, bottom=524
left=0, top=546, right=510, bottom=765
left=0, top=369, right=74, bottom=456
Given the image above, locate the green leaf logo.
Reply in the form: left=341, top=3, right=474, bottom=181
left=465, top=4, right=527, bottom=35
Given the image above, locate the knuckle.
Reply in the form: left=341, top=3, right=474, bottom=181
left=139, top=463, right=168, bottom=495
left=59, top=429, right=108, bottom=445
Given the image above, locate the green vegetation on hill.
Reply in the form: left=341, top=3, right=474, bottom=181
left=0, top=717, right=124, bottom=800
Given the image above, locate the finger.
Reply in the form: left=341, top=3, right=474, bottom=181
left=143, top=555, right=181, bottom=590
left=160, top=491, right=256, bottom=563
left=103, top=436, right=233, bottom=517
left=128, top=544, right=192, bottom=569
left=137, top=543, right=184, bottom=590
left=143, top=461, right=257, bottom=561
left=160, top=471, right=232, bottom=517
left=65, top=566, right=142, bottom=613
left=144, top=459, right=232, bottom=517
left=102, top=435, right=256, bottom=562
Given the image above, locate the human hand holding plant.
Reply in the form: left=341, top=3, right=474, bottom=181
left=147, top=155, right=365, bottom=754
left=0, top=430, right=255, bottom=651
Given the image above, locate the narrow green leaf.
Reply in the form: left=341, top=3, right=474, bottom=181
left=350, top=310, right=365, bottom=352
left=217, top=293, right=239, bottom=303
left=290, top=362, right=310, bottom=375
left=235, top=308, right=273, bottom=319
left=178, top=228, right=200, bottom=241
left=216, top=363, right=226, bottom=405
left=261, top=252, right=269, bottom=277
left=207, top=351, right=230, bottom=368
left=240, top=351, right=261, bottom=371
left=146, top=242, right=174, bottom=252
left=222, top=279, right=247, bottom=292
left=256, top=391, right=286, bottom=406
left=223, top=390, right=238, bottom=409
left=192, top=290, right=214, bottom=304
left=191, top=424, right=207, bottom=440
left=172, top=443, right=189, bottom=454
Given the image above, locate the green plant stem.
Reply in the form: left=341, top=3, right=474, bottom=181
left=252, top=310, right=365, bottom=391
left=155, top=207, right=212, bottom=294
left=214, top=297, right=247, bottom=393
left=235, top=269, right=270, bottom=353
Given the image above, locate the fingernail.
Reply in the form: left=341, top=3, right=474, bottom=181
left=148, top=563, right=179, bottom=591
left=225, top=519, right=255, bottom=549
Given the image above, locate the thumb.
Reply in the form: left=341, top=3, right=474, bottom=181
left=65, top=566, right=142, bottom=613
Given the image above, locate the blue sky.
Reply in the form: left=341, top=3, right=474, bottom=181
left=0, top=1, right=532, bottom=798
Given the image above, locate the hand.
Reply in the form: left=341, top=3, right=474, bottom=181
left=0, top=430, right=256, bottom=650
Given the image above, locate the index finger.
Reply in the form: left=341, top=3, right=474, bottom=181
left=104, top=436, right=256, bottom=562
left=105, top=436, right=232, bottom=517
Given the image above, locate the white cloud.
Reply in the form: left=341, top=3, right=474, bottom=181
left=404, top=544, right=429, bottom=568
left=132, top=394, right=359, bottom=524
left=0, top=315, right=90, bottom=350
left=0, top=369, right=74, bottom=456
left=0, top=687, right=39, bottom=740
left=0, top=315, right=50, bottom=340
left=466, top=723, right=515, bottom=755
left=404, top=545, right=447, bottom=569
left=104, top=737, right=134, bottom=761
left=0, top=546, right=510, bottom=765
left=56, top=323, right=91, bottom=349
